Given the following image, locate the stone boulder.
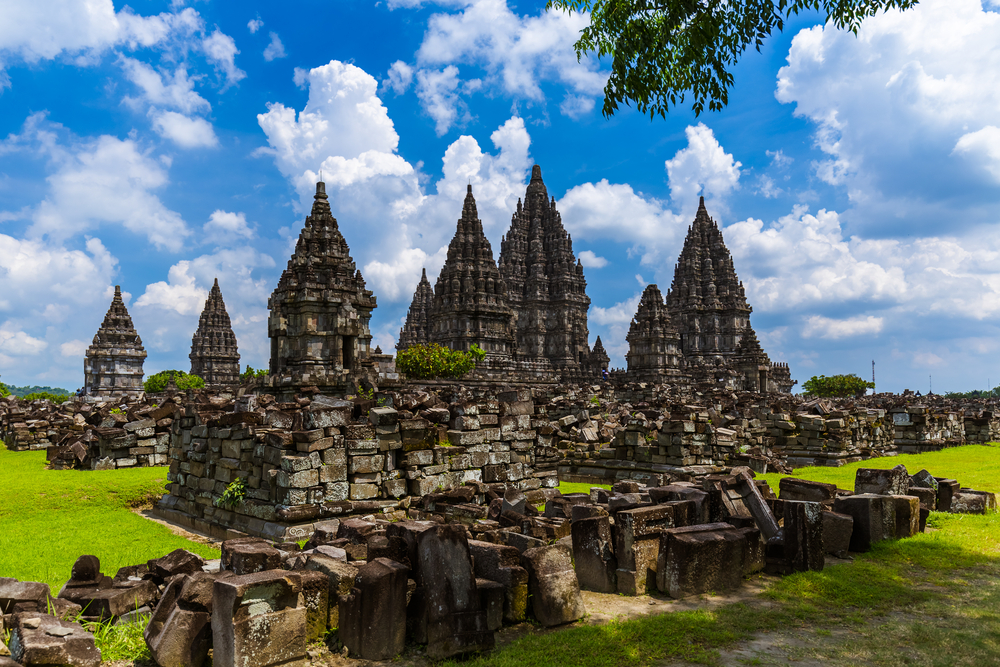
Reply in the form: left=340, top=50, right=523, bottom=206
left=854, top=465, right=909, bottom=496
left=520, top=545, right=585, bottom=627
left=8, top=612, right=101, bottom=667
left=212, top=571, right=307, bottom=667
left=339, top=558, right=408, bottom=661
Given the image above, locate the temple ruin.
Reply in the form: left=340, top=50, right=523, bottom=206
left=83, top=286, right=147, bottom=399
left=498, top=165, right=593, bottom=375
left=427, top=185, right=517, bottom=359
left=189, top=278, right=241, bottom=386
left=267, top=182, right=377, bottom=397
left=396, top=269, right=433, bottom=353
left=625, top=284, right=684, bottom=382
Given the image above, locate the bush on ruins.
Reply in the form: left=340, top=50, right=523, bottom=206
left=396, top=343, right=486, bottom=380
left=802, top=374, right=875, bottom=398
left=143, top=370, right=206, bottom=393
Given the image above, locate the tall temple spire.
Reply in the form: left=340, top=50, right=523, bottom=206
left=397, top=268, right=434, bottom=352
left=430, top=185, right=516, bottom=358
left=498, top=163, right=591, bottom=372
left=625, top=284, right=683, bottom=381
left=268, top=181, right=377, bottom=395
left=189, top=278, right=241, bottom=385
left=84, top=285, right=147, bottom=397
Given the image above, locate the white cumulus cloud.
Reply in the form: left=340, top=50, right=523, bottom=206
left=151, top=110, right=218, bottom=148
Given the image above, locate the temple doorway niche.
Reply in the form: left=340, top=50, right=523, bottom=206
left=343, top=336, right=355, bottom=371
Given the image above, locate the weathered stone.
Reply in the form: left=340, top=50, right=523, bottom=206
left=821, top=510, right=853, bottom=557
left=890, top=495, right=920, bottom=538
left=520, top=545, right=585, bottom=627
left=8, top=613, right=101, bottom=667
left=854, top=465, right=910, bottom=496
left=0, top=579, right=51, bottom=615
left=212, top=571, right=307, bottom=667
left=467, top=540, right=529, bottom=623
left=303, top=555, right=357, bottom=630
left=339, top=558, right=408, bottom=661
left=656, top=523, right=747, bottom=599
left=571, top=516, right=616, bottom=593
left=296, top=570, right=329, bottom=643
left=83, top=286, right=146, bottom=399
left=783, top=500, right=824, bottom=572
left=148, top=549, right=206, bottom=582
left=779, top=478, right=839, bottom=503
left=417, top=525, right=494, bottom=659
left=189, top=278, right=241, bottom=386
left=832, top=494, right=896, bottom=552
left=223, top=540, right=282, bottom=575
left=950, top=490, right=997, bottom=515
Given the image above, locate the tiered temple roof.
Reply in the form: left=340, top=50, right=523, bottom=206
left=665, top=197, right=753, bottom=364
left=498, top=165, right=591, bottom=371
left=84, top=286, right=147, bottom=398
left=268, top=182, right=376, bottom=394
left=625, top=284, right=684, bottom=381
left=429, top=185, right=516, bottom=358
left=397, top=269, right=433, bottom=352
left=589, top=336, right=610, bottom=373
left=189, top=278, right=241, bottom=386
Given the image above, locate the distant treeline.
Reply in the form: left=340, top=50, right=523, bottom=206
left=4, top=385, right=71, bottom=398
left=944, top=389, right=1000, bottom=399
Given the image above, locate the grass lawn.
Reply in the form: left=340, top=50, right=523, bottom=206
left=0, top=445, right=219, bottom=591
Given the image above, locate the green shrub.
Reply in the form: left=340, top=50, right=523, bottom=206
left=22, top=392, right=70, bottom=404
left=801, top=374, right=874, bottom=398
left=396, top=343, right=485, bottom=380
left=240, top=365, right=269, bottom=381
left=0, top=382, right=9, bottom=398
left=143, top=371, right=205, bottom=393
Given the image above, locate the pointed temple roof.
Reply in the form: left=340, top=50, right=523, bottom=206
left=498, top=164, right=590, bottom=368
left=625, top=284, right=684, bottom=379
left=84, top=285, right=147, bottom=397
left=397, top=268, right=434, bottom=352
left=431, top=185, right=516, bottom=357
left=189, top=278, right=241, bottom=385
left=268, top=182, right=377, bottom=392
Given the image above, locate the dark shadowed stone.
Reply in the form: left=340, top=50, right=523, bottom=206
left=832, top=494, right=895, bottom=552
left=296, top=570, right=329, bottom=643
left=571, top=517, right=617, bottom=593
left=656, top=523, right=747, bottom=599
left=224, top=541, right=282, bottom=576
left=8, top=613, right=100, bottom=667
left=339, top=558, right=408, bottom=661
left=417, top=525, right=494, bottom=659
left=821, top=511, right=853, bottom=557
left=909, top=469, right=938, bottom=491
left=783, top=501, right=824, bottom=572
left=303, top=554, right=357, bottom=630
left=779, top=478, right=839, bottom=503
left=648, top=486, right=709, bottom=523
left=467, top=540, right=529, bottom=623
left=148, top=549, right=206, bottom=583
left=70, top=556, right=102, bottom=584
left=854, top=465, right=909, bottom=496
left=212, top=571, right=306, bottom=667
left=891, top=495, right=920, bottom=538
left=84, top=580, right=158, bottom=619
left=0, top=579, right=51, bottom=615
left=520, top=545, right=585, bottom=627
left=908, top=486, right=937, bottom=511
left=934, top=479, right=960, bottom=512
left=475, top=579, right=505, bottom=632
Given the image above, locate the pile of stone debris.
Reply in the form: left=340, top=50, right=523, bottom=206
left=0, top=462, right=994, bottom=667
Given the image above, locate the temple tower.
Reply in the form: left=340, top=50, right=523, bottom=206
left=429, top=185, right=516, bottom=359
left=665, top=197, right=753, bottom=364
left=268, top=182, right=377, bottom=394
left=397, top=268, right=433, bottom=352
left=625, top=284, right=684, bottom=381
left=189, top=278, right=241, bottom=386
left=498, top=165, right=591, bottom=370
left=589, top=336, right=610, bottom=373
left=84, top=286, right=147, bottom=398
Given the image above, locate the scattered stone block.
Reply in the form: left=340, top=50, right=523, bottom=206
left=779, top=478, right=838, bottom=503
left=8, top=613, right=101, bottom=667
left=950, top=490, right=998, bottom=514
left=657, top=523, right=747, bottom=599
left=467, top=540, right=529, bottom=623
left=520, top=545, right=585, bottom=627
left=339, top=558, right=408, bottom=661
left=303, top=555, right=357, bottom=631
left=148, top=549, right=206, bottom=583
left=854, top=465, right=909, bottom=496
left=891, top=495, right=920, bottom=538
left=832, top=494, right=895, bottom=552
left=783, top=501, right=824, bottom=572
left=571, top=516, right=617, bottom=593
left=223, top=540, right=282, bottom=575
left=212, top=571, right=307, bottom=667
left=821, top=510, right=853, bottom=557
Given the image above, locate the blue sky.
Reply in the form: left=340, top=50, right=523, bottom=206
left=2, top=0, right=1000, bottom=394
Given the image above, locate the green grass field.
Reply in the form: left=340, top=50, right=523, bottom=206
left=0, top=446, right=219, bottom=590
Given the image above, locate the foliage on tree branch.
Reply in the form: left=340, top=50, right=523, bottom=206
left=396, top=343, right=486, bottom=380
left=802, top=373, right=875, bottom=397
left=547, top=0, right=918, bottom=118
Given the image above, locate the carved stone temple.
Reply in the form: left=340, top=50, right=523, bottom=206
left=268, top=182, right=377, bottom=396
left=83, top=286, right=147, bottom=398
left=396, top=269, right=433, bottom=353
left=625, top=284, right=684, bottom=382
left=498, top=165, right=594, bottom=374
left=429, top=186, right=517, bottom=358
left=623, top=197, right=796, bottom=392
left=189, top=278, right=241, bottom=386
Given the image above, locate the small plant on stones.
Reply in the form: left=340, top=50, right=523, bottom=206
left=357, top=387, right=375, bottom=400
left=590, top=395, right=600, bottom=405
left=110, top=407, right=123, bottom=415
left=216, top=477, right=246, bottom=509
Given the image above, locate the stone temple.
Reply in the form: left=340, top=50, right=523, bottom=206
left=83, top=286, right=147, bottom=398
left=498, top=165, right=593, bottom=375
left=427, top=185, right=517, bottom=358
left=622, top=197, right=796, bottom=392
left=189, top=278, right=241, bottom=386
left=396, top=268, right=433, bottom=353
left=268, top=182, right=377, bottom=396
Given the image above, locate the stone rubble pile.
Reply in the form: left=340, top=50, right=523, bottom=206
left=1, top=459, right=994, bottom=667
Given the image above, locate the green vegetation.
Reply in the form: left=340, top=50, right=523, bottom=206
left=240, top=365, right=269, bottom=381
left=86, top=615, right=151, bottom=662
left=0, top=448, right=219, bottom=590
left=801, top=373, right=875, bottom=397
left=547, top=0, right=917, bottom=119
left=216, top=477, right=246, bottom=509
left=21, top=391, right=71, bottom=404
left=396, top=342, right=486, bottom=380
left=143, top=370, right=205, bottom=393
left=557, top=481, right=611, bottom=495
left=3, top=384, right=70, bottom=398
left=945, top=388, right=1000, bottom=399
